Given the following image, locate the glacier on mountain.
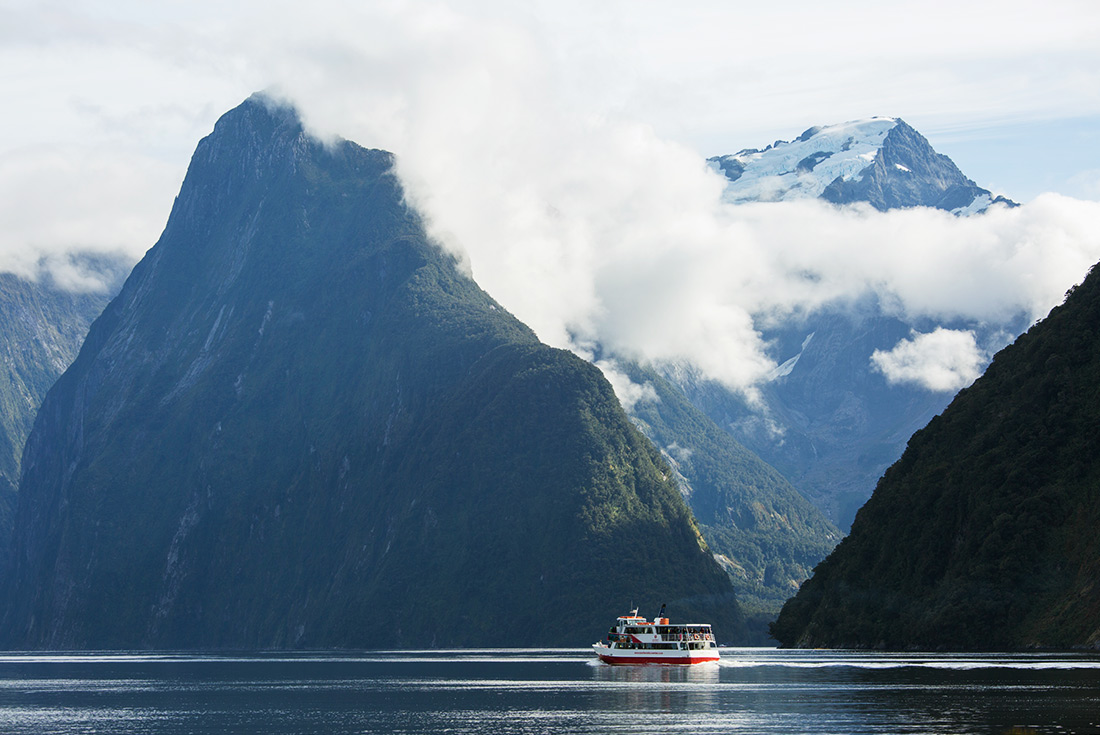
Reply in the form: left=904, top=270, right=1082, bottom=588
left=711, top=117, right=899, bottom=204
left=708, top=117, right=1009, bottom=215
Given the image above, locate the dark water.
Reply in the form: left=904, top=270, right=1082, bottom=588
left=2, top=648, right=1099, bottom=734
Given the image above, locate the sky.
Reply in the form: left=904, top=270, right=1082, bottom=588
left=3, top=0, right=1100, bottom=395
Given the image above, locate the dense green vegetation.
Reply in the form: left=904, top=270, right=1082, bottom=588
left=772, top=265, right=1100, bottom=650
left=618, top=361, right=839, bottom=639
left=0, top=265, right=125, bottom=552
left=0, top=97, right=742, bottom=649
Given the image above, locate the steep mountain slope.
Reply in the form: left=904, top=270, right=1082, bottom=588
left=687, top=120, right=1023, bottom=529
left=619, top=361, right=840, bottom=631
left=0, top=96, right=741, bottom=649
left=771, top=263, right=1100, bottom=650
left=0, top=263, right=127, bottom=551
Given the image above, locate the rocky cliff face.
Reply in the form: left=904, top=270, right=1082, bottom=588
left=0, top=263, right=127, bottom=552
left=771, top=263, right=1100, bottom=650
left=0, top=96, right=741, bottom=649
left=819, top=119, right=1011, bottom=212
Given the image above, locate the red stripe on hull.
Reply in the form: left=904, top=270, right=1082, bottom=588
left=597, top=653, right=719, bottom=665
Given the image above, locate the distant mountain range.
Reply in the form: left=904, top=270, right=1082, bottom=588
left=660, top=118, right=1026, bottom=529
left=771, top=260, right=1100, bottom=650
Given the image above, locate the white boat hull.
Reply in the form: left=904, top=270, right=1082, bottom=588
left=592, top=643, right=719, bottom=665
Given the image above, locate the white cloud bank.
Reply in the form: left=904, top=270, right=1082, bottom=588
left=3, top=1, right=1100, bottom=391
left=0, top=145, right=178, bottom=290
left=870, top=328, right=986, bottom=392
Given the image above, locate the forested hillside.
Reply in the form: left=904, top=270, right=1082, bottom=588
left=772, top=264, right=1100, bottom=649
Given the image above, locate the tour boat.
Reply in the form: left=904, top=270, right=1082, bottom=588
left=592, top=606, right=720, bottom=665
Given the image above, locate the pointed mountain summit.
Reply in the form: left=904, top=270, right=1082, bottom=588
left=771, top=263, right=1100, bottom=650
left=710, top=117, right=1014, bottom=213
left=0, top=95, right=741, bottom=648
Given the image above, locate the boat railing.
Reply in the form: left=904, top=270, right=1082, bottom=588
left=654, top=632, right=714, bottom=642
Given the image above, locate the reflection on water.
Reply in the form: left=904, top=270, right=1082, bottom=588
left=0, top=648, right=1098, bottom=734
left=591, top=658, right=721, bottom=714
left=592, top=657, right=720, bottom=685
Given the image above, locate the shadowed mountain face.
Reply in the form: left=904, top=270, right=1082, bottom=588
left=0, top=263, right=128, bottom=553
left=771, top=263, right=1100, bottom=650
left=0, top=96, right=741, bottom=649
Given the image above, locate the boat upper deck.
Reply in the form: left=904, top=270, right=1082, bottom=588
left=609, top=615, right=715, bottom=644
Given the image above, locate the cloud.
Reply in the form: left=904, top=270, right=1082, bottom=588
left=198, top=3, right=1100, bottom=398
left=3, top=1, right=1100, bottom=396
left=594, top=360, right=659, bottom=413
left=0, top=145, right=182, bottom=289
left=718, top=196, right=1100, bottom=327
left=389, top=141, right=1100, bottom=397
left=870, top=328, right=986, bottom=392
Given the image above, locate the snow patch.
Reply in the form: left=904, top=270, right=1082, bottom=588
left=768, top=332, right=815, bottom=380
left=713, top=118, right=898, bottom=204
left=258, top=300, right=274, bottom=336
left=769, top=354, right=801, bottom=380
left=952, top=193, right=993, bottom=217
left=203, top=305, right=227, bottom=352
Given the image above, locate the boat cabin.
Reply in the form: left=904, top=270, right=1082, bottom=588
left=594, top=608, right=720, bottom=664
left=606, top=611, right=716, bottom=651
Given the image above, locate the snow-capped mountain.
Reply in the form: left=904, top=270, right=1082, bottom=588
left=641, top=118, right=1028, bottom=530
left=709, top=117, right=1014, bottom=214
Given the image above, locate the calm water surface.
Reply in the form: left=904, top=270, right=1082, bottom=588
left=1, top=648, right=1098, bottom=734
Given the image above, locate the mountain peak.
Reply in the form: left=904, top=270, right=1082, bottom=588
left=709, top=117, right=1013, bottom=214
left=1, top=95, right=742, bottom=648
left=222, top=92, right=304, bottom=141
left=190, top=94, right=309, bottom=185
